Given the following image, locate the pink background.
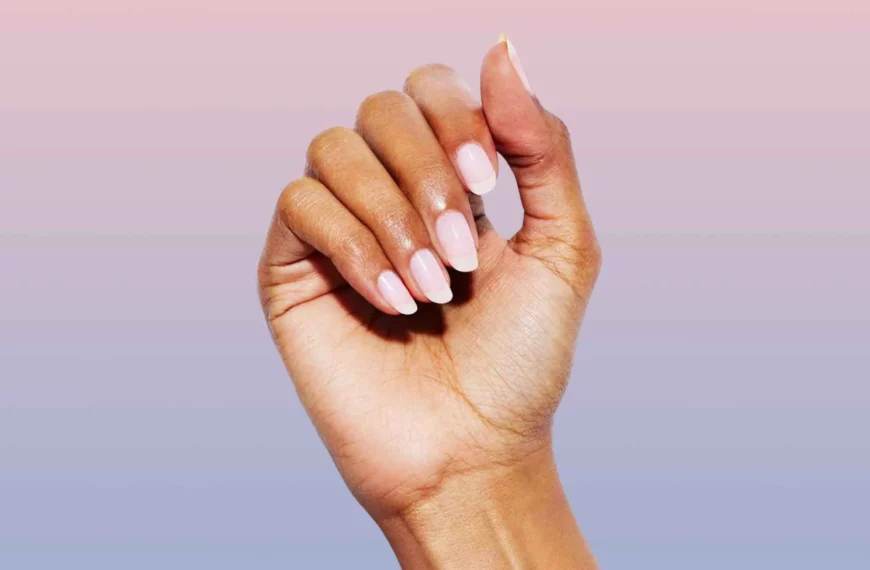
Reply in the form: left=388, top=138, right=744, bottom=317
left=2, top=1, right=868, bottom=568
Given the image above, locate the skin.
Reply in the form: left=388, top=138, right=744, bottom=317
left=258, top=40, right=601, bottom=569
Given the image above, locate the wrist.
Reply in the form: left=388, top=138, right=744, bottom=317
left=375, top=445, right=597, bottom=569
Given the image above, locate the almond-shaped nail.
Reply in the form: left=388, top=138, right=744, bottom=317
left=455, top=142, right=496, bottom=195
left=436, top=211, right=478, bottom=272
left=410, top=249, right=453, bottom=304
left=499, top=33, right=533, bottom=94
left=377, top=271, right=417, bottom=315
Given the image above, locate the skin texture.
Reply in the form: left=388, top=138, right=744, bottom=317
left=258, top=39, right=601, bottom=568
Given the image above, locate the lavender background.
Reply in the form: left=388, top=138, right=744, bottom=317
left=1, top=1, right=868, bottom=568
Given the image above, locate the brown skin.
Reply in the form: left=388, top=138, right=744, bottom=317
left=258, top=41, right=601, bottom=568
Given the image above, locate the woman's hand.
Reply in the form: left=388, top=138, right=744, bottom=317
left=258, top=37, right=600, bottom=568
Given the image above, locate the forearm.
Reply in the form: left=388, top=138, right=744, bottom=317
left=376, top=446, right=598, bottom=570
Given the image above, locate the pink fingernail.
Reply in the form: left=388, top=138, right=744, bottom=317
left=499, top=34, right=533, bottom=94
left=455, top=142, right=497, bottom=195
left=436, top=211, right=478, bottom=272
left=410, top=249, right=452, bottom=304
left=377, top=271, right=417, bottom=315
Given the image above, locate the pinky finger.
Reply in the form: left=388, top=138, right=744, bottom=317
left=276, top=177, right=418, bottom=316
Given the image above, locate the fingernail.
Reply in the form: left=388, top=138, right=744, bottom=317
left=455, top=142, right=496, bottom=195
left=499, top=33, right=533, bottom=94
left=436, top=211, right=478, bottom=272
left=377, top=271, right=417, bottom=315
left=410, top=249, right=453, bottom=304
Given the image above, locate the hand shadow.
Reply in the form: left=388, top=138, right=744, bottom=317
left=333, top=269, right=475, bottom=344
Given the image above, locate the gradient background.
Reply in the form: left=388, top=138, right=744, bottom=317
left=2, top=1, right=868, bottom=568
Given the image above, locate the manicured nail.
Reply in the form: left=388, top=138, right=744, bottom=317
left=436, top=211, right=478, bottom=272
left=410, top=249, right=453, bottom=304
left=499, top=33, right=533, bottom=94
left=455, top=142, right=497, bottom=195
left=377, top=271, right=417, bottom=315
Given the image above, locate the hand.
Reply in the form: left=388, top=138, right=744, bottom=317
left=259, top=37, right=600, bottom=568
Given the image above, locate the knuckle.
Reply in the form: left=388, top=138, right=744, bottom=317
left=330, top=226, right=376, bottom=260
left=419, top=158, right=450, bottom=184
left=547, top=114, right=573, bottom=147
left=379, top=207, right=422, bottom=250
left=356, top=90, right=413, bottom=129
left=523, top=221, right=602, bottom=296
left=278, top=177, right=318, bottom=217
left=403, top=63, right=455, bottom=94
left=582, top=238, right=603, bottom=281
left=569, top=230, right=602, bottom=291
left=552, top=115, right=570, bottom=137
left=306, top=126, right=356, bottom=169
left=588, top=239, right=603, bottom=270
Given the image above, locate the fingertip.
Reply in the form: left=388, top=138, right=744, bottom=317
left=448, top=254, right=479, bottom=273
left=435, top=210, right=479, bottom=273
left=481, top=34, right=531, bottom=98
left=425, top=287, right=454, bottom=304
left=410, top=249, right=454, bottom=305
left=394, top=300, right=419, bottom=315
left=377, top=270, right=418, bottom=315
left=500, top=34, right=533, bottom=94
left=466, top=173, right=497, bottom=196
left=455, top=142, right=497, bottom=195
left=481, top=38, right=510, bottom=86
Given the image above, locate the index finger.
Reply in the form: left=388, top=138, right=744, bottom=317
left=404, top=64, right=500, bottom=196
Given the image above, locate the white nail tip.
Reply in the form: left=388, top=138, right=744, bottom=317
left=426, top=288, right=454, bottom=304
left=395, top=301, right=418, bottom=315
left=449, top=254, right=479, bottom=273
left=467, top=174, right=497, bottom=196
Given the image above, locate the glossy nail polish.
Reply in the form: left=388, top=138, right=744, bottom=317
left=377, top=271, right=417, bottom=315
left=410, top=249, right=453, bottom=304
left=455, top=142, right=497, bottom=195
left=436, top=211, right=478, bottom=272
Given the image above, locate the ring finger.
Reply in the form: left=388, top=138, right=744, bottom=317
left=404, top=63, right=500, bottom=198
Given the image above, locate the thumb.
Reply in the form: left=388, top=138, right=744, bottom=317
left=481, top=36, right=600, bottom=288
